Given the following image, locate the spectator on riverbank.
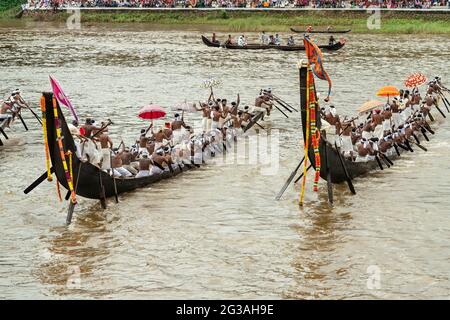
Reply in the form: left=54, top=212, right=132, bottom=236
left=23, top=0, right=450, bottom=9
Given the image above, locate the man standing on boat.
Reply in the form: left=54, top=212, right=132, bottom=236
left=195, top=102, right=212, bottom=133
left=98, top=130, right=113, bottom=172
left=259, top=31, right=269, bottom=45
left=171, top=113, right=186, bottom=146
left=80, top=118, right=101, bottom=167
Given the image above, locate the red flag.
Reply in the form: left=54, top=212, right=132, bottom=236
left=49, top=75, right=79, bottom=123
left=303, top=36, right=332, bottom=101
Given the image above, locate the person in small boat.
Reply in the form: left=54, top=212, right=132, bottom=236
left=274, top=34, right=281, bottom=46
left=260, top=31, right=269, bottom=45
left=111, top=149, right=133, bottom=178
left=306, top=26, right=313, bottom=33
left=136, top=152, right=152, bottom=178
left=225, top=34, right=233, bottom=45
left=268, top=35, right=276, bottom=45
left=212, top=32, right=217, bottom=43
left=98, top=130, right=113, bottom=171
left=237, top=35, right=247, bottom=47
left=329, top=35, right=336, bottom=46
left=287, top=36, right=295, bottom=46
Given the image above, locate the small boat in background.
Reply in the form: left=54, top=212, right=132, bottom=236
left=201, top=35, right=345, bottom=52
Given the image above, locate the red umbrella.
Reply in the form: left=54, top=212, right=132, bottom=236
left=138, top=104, right=166, bottom=120
left=404, top=73, right=427, bottom=88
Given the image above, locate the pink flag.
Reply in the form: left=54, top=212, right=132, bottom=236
left=49, top=75, right=79, bottom=123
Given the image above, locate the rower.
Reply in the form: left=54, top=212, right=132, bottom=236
left=171, top=113, right=186, bottom=146
left=381, top=105, right=393, bottom=136
left=151, top=148, right=169, bottom=175
left=237, top=35, right=247, bottom=47
left=136, top=152, right=152, bottom=178
left=355, top=138, right=372, bottom=162
left=371, top=109, right=384, bottom=139
left=111, top=149, right=132, bottom=178
left=287, top=36, right=295, bottom=46
left=268, top=35, right=275, bottom=45
left=379, top=134, right=394, bottom=156
left=329, top=35, right=336, bottom=46
left=230, top=111, right=243, bottom=141
left=138, top=128, right=151, bottom=154
left=120, top=146, right=138, bottom=175
left=211, top=105, right=222, bottom=131
left=240, top=106, right=252, bottom=129
left=274, top=34, right=281, bottom=46
left=391, top=98, right=402, bottom=129
left=152, top=126, right=170, bottom=151
left=225, top=34, right=233, bottom=45
left=361, top=121, right=374, bottom=140
left=259, top=31, right=268, bottom=45
left=80, top=118, right=101, bottom=166
left=339, top=118, right=355, bottom=160
left=0, top=98, right=14, bottom=128
left=322, top=105, right=341, bottom=135
left=254, top=95, right=272, bottom=118
left=98, top=130, right=113, bottom=172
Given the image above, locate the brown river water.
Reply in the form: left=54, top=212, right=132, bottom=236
left=1, top=22, right=450, bottom=299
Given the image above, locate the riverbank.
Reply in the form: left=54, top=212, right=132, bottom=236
left=5, top=7, right=450, bottom=34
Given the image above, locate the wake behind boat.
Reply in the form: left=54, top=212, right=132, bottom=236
left=201, top=35, right=346, bottom=52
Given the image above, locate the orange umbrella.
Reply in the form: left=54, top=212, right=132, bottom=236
left=357, top=100, right=384, bottom=114
left=404, top=73, right=427, bottom=88
left=376, top=85, right=400, bottom=97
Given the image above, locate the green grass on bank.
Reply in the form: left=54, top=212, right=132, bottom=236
left=0, top=0, right=25, bottom=18
left=11, top=9, right=450, bottom=34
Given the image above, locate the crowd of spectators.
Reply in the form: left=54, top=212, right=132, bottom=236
left=24, top=0, right=450, bottom=9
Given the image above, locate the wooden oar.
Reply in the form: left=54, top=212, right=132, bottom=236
left=434, top=103, right=446, bottom=118
left=438, top=92, right=450, bottom=112
left=273, top=104, right=289, bottom=118
left=0, top=127, right=9, bottom=140
left=294, top=164, right=312, bottom=183
left=378, top=153, right=390, bottom=168
left=420, top=128, right=430, bottom=141
left=17, top=114, right=28, bottom=131
left=380, top=153, right=394, bottom=166
left=273, top=99, right=293, bottom=113
left=325, top=146, right=333, bottom=204
left=24, top=167, right=55, bottom=194
left=273, top=94, right=298, bottom=112
left=408, top=139, right=427, bottom=152
left=393, top=143, right=400, bottom=156
left=66, top=200, right=76, bottom=225
left=110, top=151, right=119, bottom=204
left=24, top=105, right=42, bottom=125
left=412, top=133, right=420, bottom=144
left=375, top=155, right=384, bottom=170
left=334, top=142, right=356, bottom=194
left=275, top=156, right=304, bottom=200
left=428, top=111, right=435, bottom=122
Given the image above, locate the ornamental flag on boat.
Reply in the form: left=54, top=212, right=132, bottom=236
left=49, top=75, right=79, bottom=123
left=303, top=35, right=332, bottom=102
